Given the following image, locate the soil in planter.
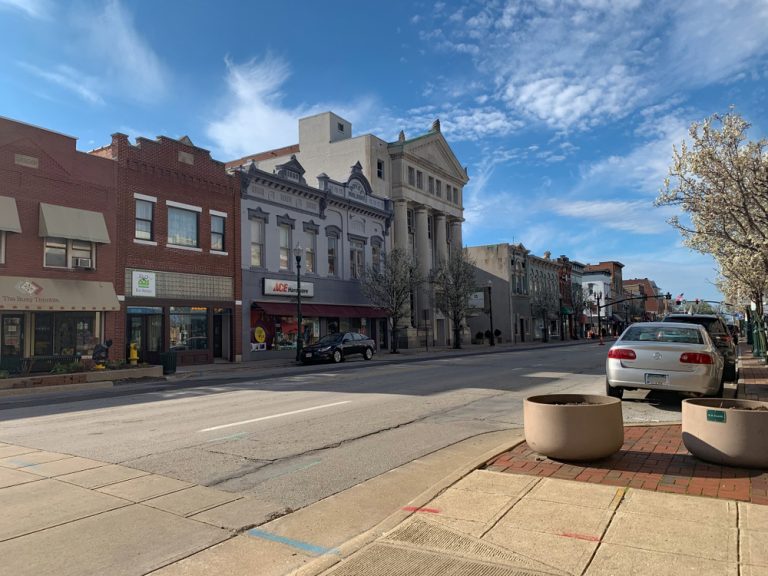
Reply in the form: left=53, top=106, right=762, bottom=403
left=709, top=402, right=768, bottom=411
left=549, top=402, right=602, bottom=406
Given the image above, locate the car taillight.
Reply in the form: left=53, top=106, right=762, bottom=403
left=680, top=352, right=713, bottom=365
left=608, top=348, right=636, bottom=360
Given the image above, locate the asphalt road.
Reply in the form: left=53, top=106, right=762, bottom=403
left=0, top=345, right=686, bottom=516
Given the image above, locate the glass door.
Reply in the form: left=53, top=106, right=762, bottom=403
left=1, top=315, right=24, bottom=358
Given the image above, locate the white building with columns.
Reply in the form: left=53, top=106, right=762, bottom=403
left=228, top=111, right=469, bottom=348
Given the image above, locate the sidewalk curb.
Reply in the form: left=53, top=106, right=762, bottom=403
left=290, top=430, right=526, bottom=576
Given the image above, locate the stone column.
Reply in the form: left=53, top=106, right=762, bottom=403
left=450, top=220, right=463, bottom=251
left=393, top=199, right=409, bottom=252
left=414, top=205, right=430, bottom=277
left=434, top=212, right=447, bottom=265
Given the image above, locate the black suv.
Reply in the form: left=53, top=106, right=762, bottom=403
left=662, top=314, right=737, bottom=381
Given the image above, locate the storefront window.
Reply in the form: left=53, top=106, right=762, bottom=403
left=170, top=306, right=208, bottom=350
left=33, top=312, right=96, bottom=356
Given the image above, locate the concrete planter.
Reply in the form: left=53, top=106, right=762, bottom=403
left=682, top=398, right=768, bottom=468
left=524, top=394, right=624, bottom=461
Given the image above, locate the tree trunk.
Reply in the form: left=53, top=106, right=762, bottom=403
left=390, top=324, right=399, bottom=354
left=452, top=327, right=462, bottom=349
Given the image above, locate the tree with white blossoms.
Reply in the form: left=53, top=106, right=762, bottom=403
left=360, top=247, right=424, bottom=354
left=655, top=109, right=768, bottom=314
left=432, top=249, right=477, bottom=349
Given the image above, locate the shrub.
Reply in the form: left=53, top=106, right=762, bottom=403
left=475, top=331, right=484, bottom=341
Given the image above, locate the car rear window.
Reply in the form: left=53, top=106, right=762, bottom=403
left=665, top=316, right=725, bottom=334
left=621, top=326, right=704, bottom=344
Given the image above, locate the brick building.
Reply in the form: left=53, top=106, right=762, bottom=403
left=91, top=133, right=241, bottom=365
left=0, top=116, right=119, bottom=365
left=624, top=277, right=664, bottom=320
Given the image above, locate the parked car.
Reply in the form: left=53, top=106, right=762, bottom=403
left=301, top=332, right=376, bottom=364
left=605, top=322, right=724, bottom=399
left=662, top=314, right=737, bottom=381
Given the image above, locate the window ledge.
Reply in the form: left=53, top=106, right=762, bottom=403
left=210, top=250, right=229, bottom=256
left=168, top=244, right=202, bottom=252
left=134, top=239, right=158, bottom=246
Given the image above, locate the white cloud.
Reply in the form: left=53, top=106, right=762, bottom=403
left=0, top=0, right=50, bottom=19
left=552, top=199, right=671, bottom=234
left=18, top=62, right=104, bottom=104
left=77, top=0, right=167, bottom=102
left=206, top=55, right=378, bottom=159
left=428, top=0, right=768, bottom=130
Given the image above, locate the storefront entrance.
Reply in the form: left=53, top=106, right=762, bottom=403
left=126, top=307, right=163, bottom=365
left=1, top=314, right=24, bottom=359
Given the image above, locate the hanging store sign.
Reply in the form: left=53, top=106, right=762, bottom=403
left=263, top=278, right=314, bottom=297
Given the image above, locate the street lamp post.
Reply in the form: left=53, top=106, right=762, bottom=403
left=595, top=292, right=604, bottom=346
left=294, top=243, right=304, bottom=362
left=487, top=280, right=495, bottom=346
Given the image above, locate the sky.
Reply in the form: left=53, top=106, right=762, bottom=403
left=2, top=0, right=768, bottom=303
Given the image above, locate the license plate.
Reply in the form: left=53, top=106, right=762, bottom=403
left=645, top=373, right=668, bottom=386
left=305, top=352, right=312, bottom=359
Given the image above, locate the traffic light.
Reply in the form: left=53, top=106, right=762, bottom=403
left=695, top=299, right=700, bottom=305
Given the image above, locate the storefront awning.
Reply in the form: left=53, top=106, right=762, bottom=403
left=0, top=196, right=21, bottom=233
left=39, top=203, right=111, bottom=243
left=0, top=276, right=120, bottom=311
left=255, top=302, right=388, bottom=318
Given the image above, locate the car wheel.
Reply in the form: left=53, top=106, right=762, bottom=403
left=363, top=347, right=373, bottom=360
left=332, top=349, right=343, bottom=363
left=606, top=380, right=624, bottom=399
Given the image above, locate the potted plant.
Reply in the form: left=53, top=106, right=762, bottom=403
left=682, top=398, right=768, bottom=468
left=524, top=394, right=624, bottom=461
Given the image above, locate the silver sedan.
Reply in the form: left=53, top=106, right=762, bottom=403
left=605, top=322, right=724, bottom=399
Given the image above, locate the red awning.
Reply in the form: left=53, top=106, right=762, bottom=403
left=255, top=302, right=387, bottom=318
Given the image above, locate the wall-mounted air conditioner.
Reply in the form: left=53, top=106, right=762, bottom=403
left=73, top=257, right=93, bottom=269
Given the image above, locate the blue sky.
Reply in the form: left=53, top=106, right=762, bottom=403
left=3, top=0, right=768, bottom=303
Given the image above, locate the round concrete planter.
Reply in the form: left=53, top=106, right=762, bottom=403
left=524, top=394, right=624, bottom=461
left=682, top=398, right=768, bottom=469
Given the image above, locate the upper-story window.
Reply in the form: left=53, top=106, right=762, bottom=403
left=284, top=169, right=300, bottom=182
left=304, top=223, right=319, bottom=274
left=377, top=160, right=384, bottom=180
left=211, top=214, right=225, bottom=252
left=416, top=171, right=423, bottom=190
left=328, top=235, right=338, bottom=277
left=167, top=205, right=200, bottom=248
left=407, top=166, right=415, bottom=186
left=44, top=237, right=94, bottom=269
left=250, top=219, right=264, bottom=267
left=0, top=231, right=5, bottom=264
left=453, top=188, right=459, bottom=204
left=407, top=209, right=414, bottom=234
left=350, top=239, right=365, bottom=279
left=436, top=180, right=442, bottom=198
left=279, top=224, right=292, bottom=270
left=428, top=176, right=434, bottom=194
left=372, top=239, right=383, bottom=273
left=135, top=199, right=154, bottom=241
left=337, top=122, right=345, bottom=133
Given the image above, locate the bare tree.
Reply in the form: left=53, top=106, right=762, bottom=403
left=360, top=248, right=423, bottom=353
left=433, top=249, right=477, bottom=349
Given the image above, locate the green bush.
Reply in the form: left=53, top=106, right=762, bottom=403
left=50, top=361, right=86, bottom=374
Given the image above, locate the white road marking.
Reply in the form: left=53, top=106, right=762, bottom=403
left=198, top=400, right=352, bottom=432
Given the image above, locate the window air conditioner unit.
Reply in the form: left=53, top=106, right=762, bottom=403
left=73, top=257, right=93, bottom=269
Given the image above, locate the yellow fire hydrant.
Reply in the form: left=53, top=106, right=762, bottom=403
left=129, top=342, right=139, bottom=366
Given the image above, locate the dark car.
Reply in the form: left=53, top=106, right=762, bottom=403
left=301, top=332, right=375, bottom=364
left=662, top=314, right=737, bottom=381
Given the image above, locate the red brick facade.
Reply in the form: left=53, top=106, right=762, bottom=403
left=92, top=133, right=241, bottom=364
left=0, top=117, right=119, bottom=359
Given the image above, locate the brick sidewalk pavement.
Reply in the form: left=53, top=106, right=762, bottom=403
left=485, top=424, right=768, bottom=505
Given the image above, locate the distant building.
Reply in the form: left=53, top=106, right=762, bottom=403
left=227, top=112, right=469, bottom=348
left=624, top=278, right=665, bottom=321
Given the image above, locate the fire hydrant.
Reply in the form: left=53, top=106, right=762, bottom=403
left=129, top=342, right=139, bottom=366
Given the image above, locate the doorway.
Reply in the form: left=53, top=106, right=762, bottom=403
left=126, top=308, right=163, bottom=365
left=1, top=314, right=24, bottom=358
